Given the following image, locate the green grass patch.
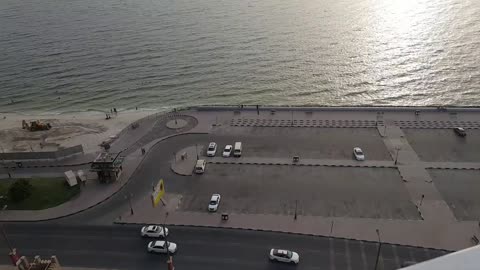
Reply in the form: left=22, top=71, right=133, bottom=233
left=0, top=178, right=80, bottom=210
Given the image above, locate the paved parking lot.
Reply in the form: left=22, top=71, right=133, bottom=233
left=428, top=169, right=480, bottom=221
left=403, top=129, right=480, bottom=162
left=211, top=127, right=391, bottom=160
left=179, top=164, right=419, bottom=219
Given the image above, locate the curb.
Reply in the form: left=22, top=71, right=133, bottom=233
left=205, top=161, right=396, bottom=169
left=2, top=162, right=92, bottom=170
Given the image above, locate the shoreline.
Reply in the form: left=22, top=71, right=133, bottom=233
left=2, top=104, right=480, bottom=116
left=1, top=104, right=479, bottom=155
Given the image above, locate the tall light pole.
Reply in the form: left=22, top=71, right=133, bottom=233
left=419, top=194, right=425, bottom=207
left=0, top=145, right=8, bottom=178
left=125, top=194, right=133, bottom=215
left=291, top=110, right=294, bottom=127
left=394, top=147, right=400, bottom=165
left=196, top=144, right=199, bottom=160
left=294, top=200, right=298, bottom=220
left=163, top=212, right=174, bottom=270
left=1, top=205, right=14, bottom=253
left=374, top=229, right=382, bottom=270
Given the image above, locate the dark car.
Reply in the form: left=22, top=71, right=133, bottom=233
left=453, top=127, right=466, bottom=137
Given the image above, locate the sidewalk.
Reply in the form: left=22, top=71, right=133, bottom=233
left=0, top=150, right=143, bottom=221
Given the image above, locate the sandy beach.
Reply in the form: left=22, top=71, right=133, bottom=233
left=0, top=110, right=157, bottom=154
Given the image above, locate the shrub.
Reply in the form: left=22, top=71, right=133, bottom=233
left=8, top=179, right=33, bottom=202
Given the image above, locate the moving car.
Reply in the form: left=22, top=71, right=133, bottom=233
left=141, top=225, right=169, bottom=238
left=268, top=249, right=300, bottom=264
left=147, top=240, right=178, bottom=254
left=207, top=142, right=217, bottom=157
left=195, top=159, right=206, bottom=174
left=223, top=145, right=233, bottom=157
left=453, top=127, right=466, bottom=137
left=353, top=147, right=365, bottom=161
left=208, top=194, right=221, bottom=212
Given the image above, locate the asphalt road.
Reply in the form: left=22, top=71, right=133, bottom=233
left=55, top=129, right=397, bottom=224
left=52, top=134, right=214, bottom=224
left=0, top=224, right=447, bottom=270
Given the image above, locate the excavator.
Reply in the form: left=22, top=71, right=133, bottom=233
left=22, top=120, right=52, bottom=131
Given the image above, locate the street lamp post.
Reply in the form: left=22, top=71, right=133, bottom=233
left=294, top=200, right=298, bottom=220
left=1, top=205, right=14, bottom=253
left=162, top=212, right=174, bottom=270
left=394, top=147, right=400, bottom=165
left=125, top=194, right=133, bottom=215
left=291, top=111, right=294, bottom=127
left=0, top=146, right=9, bottom=179
left=196, top=144, right=199, bottom=160
left=419, top=194, right=425, bottom=207
left=374, top=229, right=382, bottom=270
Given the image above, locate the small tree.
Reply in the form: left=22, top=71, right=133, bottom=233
left=8, top=179, right=33, bottom=202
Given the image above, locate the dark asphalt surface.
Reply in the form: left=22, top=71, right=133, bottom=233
left=54, top=129, right=397, bottom=224
left=51, top=133, right=214, bottom=224
left=0, top=224, right=447, bottom=270
left=0, top=129, right=451, bottom=269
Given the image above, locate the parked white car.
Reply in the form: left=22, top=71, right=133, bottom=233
left=147, top=240, right=178, bottom=254
left=223, top=145, right=233, bottom=157
left=269, top=249, right=300, bottom=264
left=141, top=225, right=169, bottom=238
left=207, top=142, right=217, bottom=157
left=353, top=147, right=365, bottom=161
left=208, top=194, right=221, bottom=212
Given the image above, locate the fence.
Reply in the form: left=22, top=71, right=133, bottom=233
left=0, top=145, right=84, bottom=161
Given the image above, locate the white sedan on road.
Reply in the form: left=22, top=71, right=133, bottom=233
left=223, top=145, right=233, bottom=157
left=141, top=225, right=169, bottom=238
left=147, top=240, right=178, bottom=254
left=269, top=249, right=300, bottom=264
left=353, top=147, right=365, bottom=161
left=208, top=194, right=221, bottom=212
left=207, top=142, right=217, bottom=157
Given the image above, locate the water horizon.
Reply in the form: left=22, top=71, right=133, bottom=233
left=1, top=0, right=479, bottom=113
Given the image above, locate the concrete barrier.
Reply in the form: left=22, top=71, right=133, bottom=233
left=0, top=145, right=84, bottom=161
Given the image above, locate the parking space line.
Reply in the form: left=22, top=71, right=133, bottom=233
left=391, top=244, right=401, bottom=268
left=345, top=239, right=352, bottom=270
left=329, top=238, right=336, bottom=270
left=359, top=241, right=368, bottom=270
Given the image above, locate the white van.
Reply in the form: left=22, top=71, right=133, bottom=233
left=233, top=142, right=242, bottom=157
left=195, top=159, right=206, bottom=174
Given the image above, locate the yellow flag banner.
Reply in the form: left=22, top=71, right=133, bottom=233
left=151, top=179, right=165, bottom=207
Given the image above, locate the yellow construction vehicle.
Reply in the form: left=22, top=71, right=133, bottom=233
left=22, top=120, right=52, bottom=131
